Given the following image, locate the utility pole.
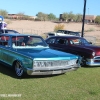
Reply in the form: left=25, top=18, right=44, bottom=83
left=81, top=0, right=87, bottom=37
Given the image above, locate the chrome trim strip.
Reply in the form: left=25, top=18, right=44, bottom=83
left=0, top=46, right=33, bottom=59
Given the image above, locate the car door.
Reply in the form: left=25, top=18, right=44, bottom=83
left=51, top=38, right=71, bottom=52
left=66, top=38, right=85, bottom=55
left=52, top=38, right=80, bottom=54
left=55, top=38, right=80, bottom=54
left=0, top=35, right=12, bottom=65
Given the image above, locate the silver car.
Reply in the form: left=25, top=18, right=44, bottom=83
left=46, top=30, right=81, bottom=38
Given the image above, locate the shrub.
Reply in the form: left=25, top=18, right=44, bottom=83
left=54, top=24, right=65, bottom=32
left=95, top=16, right=100, bottom=24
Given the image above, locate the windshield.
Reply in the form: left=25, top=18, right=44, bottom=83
left=70, top=38, right=91, bottom=45
left=12, top=36, right=48, bottom=48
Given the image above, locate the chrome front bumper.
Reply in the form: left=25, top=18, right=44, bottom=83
left=86, top=58, right=100, bottom=66
left=26, top=65, right=79, bottom=75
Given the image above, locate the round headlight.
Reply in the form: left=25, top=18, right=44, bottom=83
left=92, top=52, right=95, bottom=56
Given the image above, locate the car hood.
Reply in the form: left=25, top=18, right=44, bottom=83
left=74, top=45, right=100, bottom=55
left=85, top=45, right=100, bottom=55
left=16, top=48, right=78, bottom=60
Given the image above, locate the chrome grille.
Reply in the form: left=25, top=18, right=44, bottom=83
left=33, top=59, right=77, bottom=67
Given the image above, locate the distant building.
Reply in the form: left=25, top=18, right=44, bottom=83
left=29, top=16, right=37, bottom=19
left=7, top=14, right=37, bottom=20
left=84, top=15, right=96, bottom=23
left=8, top=14, right=23, bottom=19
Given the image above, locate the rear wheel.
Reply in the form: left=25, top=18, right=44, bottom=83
left=14, top=61, right=24, bottom=77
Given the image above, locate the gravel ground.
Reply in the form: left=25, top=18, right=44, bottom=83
left=6, top=20, right=100, bottom=39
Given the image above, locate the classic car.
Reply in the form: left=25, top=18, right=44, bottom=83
left=46, top=30, right=81, bottom=38
left=0, top=29, right=19, bottom=34
left=0, top=33, right=80, bottom=77
left=56, top=30, right=81, bottom=37
left=45, top=36, right=100, bottom=66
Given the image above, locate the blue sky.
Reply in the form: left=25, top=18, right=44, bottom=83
left=0, top=0, right=99, bottom=17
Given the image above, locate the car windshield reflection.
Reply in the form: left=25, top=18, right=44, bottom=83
left=12, top=36, right=48, bottom=48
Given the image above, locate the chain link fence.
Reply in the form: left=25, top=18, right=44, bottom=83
left=10, top=28, right=49, bottom=35
left=10, top=28, right=100, bottom=45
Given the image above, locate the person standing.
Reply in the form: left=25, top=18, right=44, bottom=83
left=0, top=17, right=7, bottom=33
left=0, top=18, right=7, bottom=30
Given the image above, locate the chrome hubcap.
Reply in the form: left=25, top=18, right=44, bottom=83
left=15, top=62, right=23, bottom=76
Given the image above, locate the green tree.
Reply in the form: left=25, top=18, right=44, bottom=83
left=48, top=13, right=56, bottom=21
left=36, top=12, right=46, bottom=21
left=36, top=12, right=43, bottom=21
left=36, top=12, right=58, bottom=21
left=74, top=14, right=82, bottom=22
left=95, top=16, right=100, bottom=24
left=62, top=12, right=69, bottom=21
left=68, top=11, right=74, bottom=21
left=0, top=9, right=8, bottom=18
left=43, top=14, right=48, bottom=21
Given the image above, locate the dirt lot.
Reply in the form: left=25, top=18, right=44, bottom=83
left=6, top=20, right=100, bottom=43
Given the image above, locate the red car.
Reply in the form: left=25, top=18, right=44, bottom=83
left=45, top=36, right=100, bottom=66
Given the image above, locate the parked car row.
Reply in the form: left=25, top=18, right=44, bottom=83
left=0, top=29, right=100, bottom=78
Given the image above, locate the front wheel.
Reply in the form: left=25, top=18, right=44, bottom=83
left=14, top=61, right=24, bottom=77
left=80, top=56, right=86, bottom=67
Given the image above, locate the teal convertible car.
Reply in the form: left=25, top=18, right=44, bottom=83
left=0, top=33, right=80, bottom=77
